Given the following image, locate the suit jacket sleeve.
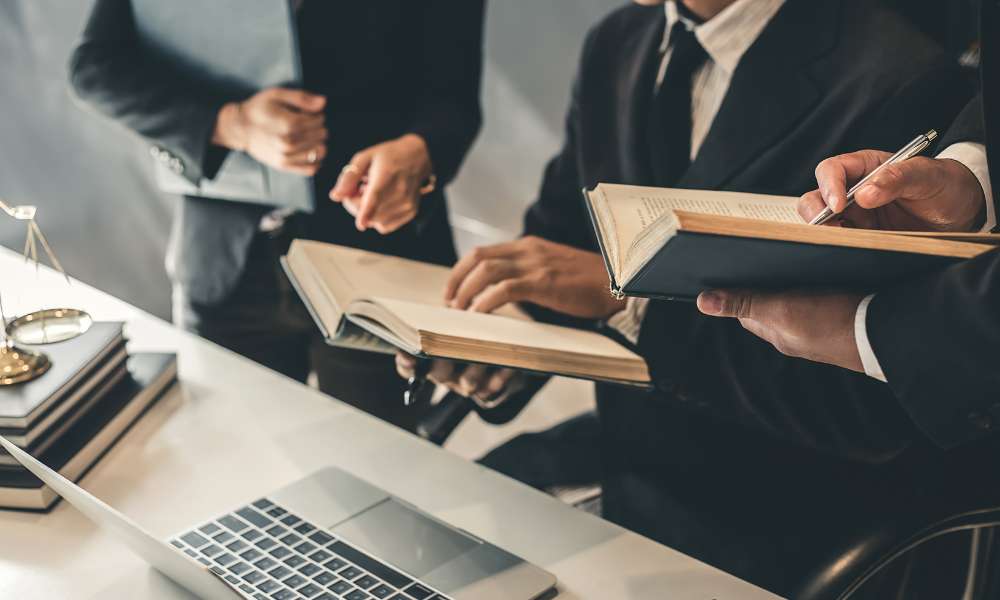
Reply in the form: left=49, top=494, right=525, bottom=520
left=867, top=249, right=1000, bottom=449
left=939, top=96, right=986, bottom=147
left=939, top=96, right=999, bottom=231
left=406, top=0, right=485, bottom=187
left=68, top=0, right=231, bottom=184
left=866, top=93, right=1000, bottom=450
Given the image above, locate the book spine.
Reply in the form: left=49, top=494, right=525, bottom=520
left=580, top=187, right=624, bottom=299
left=279, top=257, right=332, bottom=340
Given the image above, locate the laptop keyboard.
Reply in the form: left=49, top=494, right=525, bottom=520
left=170, top=498, right=451, bottom=600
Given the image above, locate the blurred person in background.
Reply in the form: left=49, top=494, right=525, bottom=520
left=69, top=0, right=484, bottom=432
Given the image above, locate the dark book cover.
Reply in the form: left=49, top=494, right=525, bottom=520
left=0, top=359, right=128, bottom=465
left=625, top=232, right=967, bottom=301
left=0, top=353, right=177, bottom=504
left=0, top=322, right=125, bottom=428
left=0, top=344, right=127, bottom=441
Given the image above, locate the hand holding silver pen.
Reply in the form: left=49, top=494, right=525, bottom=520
left=800, top=136, right=991, bottom=233
left=809, top=130, right=939, bottom=225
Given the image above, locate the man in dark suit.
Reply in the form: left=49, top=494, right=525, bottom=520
left=399, top=0, right=976, bottom=594
left=69, top=0, right=484, bottom=430
left=700, top=0, right=999, bottom=451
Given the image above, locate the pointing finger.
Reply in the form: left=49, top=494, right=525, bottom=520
left=330, top=152, right=373, bottom=203
left=468, top=278, right=533, bottom=314
left=444, top=242, right=520, bottom=303
left=814, top=150, right=891, bottom=214
left=451, top=259, right=516, bottom=311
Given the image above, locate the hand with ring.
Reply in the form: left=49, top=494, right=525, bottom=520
left=329, top=133, right=436, bottom=234
left=212, top=87, right=327, bottom=176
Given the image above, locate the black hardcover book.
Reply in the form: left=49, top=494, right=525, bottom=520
left=583, top=184, right=1000, bottom=301
left=0, top=357, right=128, bottom=466
left=0, top=343, right=127, bottom=440
left=0, top=353, right=178, bottom=511
left=0, top=322, right=125, bottom=429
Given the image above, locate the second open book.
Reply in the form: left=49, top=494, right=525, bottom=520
left=283, top=242, right=652, bottom=386
left=584, top=184, right=1000, bottom=300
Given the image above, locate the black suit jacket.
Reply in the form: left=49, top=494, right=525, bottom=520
left=525, top=0, right=973, bottom=465
left=867, top=0, right=1000, bottom=450
left=70, top=0, right=483, bottom=305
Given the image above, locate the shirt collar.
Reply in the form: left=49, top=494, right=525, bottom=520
left=662, top=0, right=787, bottom=75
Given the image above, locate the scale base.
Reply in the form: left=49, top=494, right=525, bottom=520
left=0, top=343, right=51, bottom=386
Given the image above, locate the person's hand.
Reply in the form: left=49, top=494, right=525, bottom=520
left=329, top=134, right=434, bottom=234
left=444, top=236, right=625, bottom=319
left=394, top=352, right=527, bottom=407
left=696, top=289, right=866, bottom=373
left=798, top=150, right=986, bottom=232
left=212, top=88, right=327, bottom=176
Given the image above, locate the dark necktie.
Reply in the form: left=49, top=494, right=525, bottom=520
left=647, top=22, right=709, bottom=187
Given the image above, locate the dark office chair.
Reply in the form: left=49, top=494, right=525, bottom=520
left=794, top=435, right=1000, bottom=600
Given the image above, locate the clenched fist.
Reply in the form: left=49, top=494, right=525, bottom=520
left=212, top=87, right=328, bottom=176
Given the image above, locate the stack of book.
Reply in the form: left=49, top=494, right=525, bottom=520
left=0, top=322, right=177, bottom=510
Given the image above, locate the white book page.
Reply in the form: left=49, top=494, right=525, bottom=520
left=297, top=241, right=529, bottom=319
left=593, top=184, right=803, bottom=281
left=374, top=297, right=642, bottom=361
left=303, top=242, right=456, bottom=307
left=598, top=183, right=803, bottom=231
left=592, top=186, right=675, bottom=276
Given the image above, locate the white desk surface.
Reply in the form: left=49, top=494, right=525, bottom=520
left=0, top=248, right=783, bottom=600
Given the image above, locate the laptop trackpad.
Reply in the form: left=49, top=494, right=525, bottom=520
left=331, top=499, right=479, bottom=577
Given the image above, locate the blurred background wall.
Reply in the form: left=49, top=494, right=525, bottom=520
left=0, top=0, right=621, bottom=321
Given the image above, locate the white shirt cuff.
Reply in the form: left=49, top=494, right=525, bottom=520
left=936, top=142, right=995, bottom=232
left=855, top=294, right=887, bottom=383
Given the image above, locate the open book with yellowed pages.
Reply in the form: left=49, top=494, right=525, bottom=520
left=282, top=241, right=651, bottom=387
left=583, top=183, right=1000, bottom=301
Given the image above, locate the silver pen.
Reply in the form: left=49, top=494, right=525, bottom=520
left=809, top=129, right=939, bottom=225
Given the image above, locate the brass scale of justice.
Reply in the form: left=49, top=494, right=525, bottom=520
left=1, top=198, right=93, bottom=386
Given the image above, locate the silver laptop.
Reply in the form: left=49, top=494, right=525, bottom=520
left=0, top=436, right=555, bottom=600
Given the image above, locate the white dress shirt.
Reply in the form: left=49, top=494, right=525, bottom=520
left=855, top=143, right=995, bottom=382
left=607, top=0, right=787, bottom=343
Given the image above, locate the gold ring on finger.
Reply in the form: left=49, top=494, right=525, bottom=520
left=419, top=173, right=438, bottom=196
